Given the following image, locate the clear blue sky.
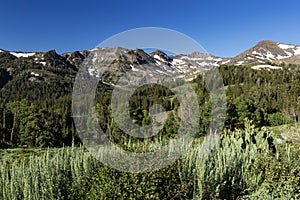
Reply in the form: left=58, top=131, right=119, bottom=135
left=0, top=0, right=299, bottom=57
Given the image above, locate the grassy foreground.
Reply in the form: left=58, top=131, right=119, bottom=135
left=0, top=120, right=299, bottom=199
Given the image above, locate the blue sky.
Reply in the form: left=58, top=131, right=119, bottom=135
left=0, top=0, right=299, bottom=57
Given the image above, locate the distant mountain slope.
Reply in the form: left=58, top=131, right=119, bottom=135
left=276, top=54, right=300, bottom=65
left=225, top=40, right=300, bottom=65
left=0, top=49, right=83, bottom=101
left=1, top=39, right=300, bottom=91
left=83, top=47, right=221, bottom=82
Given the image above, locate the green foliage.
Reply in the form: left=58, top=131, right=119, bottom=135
left=1, top=61, right=300, bottom=147
left=0, top=146, right=101, bottom=200
left=220, top=64, right=300, bottom=127
left=1, top=99, right=74, bottom=148
left=85, top=163, right=184, bottom=200
left=1, top=120, right=299, bottom=199
left=267, top=112, right=292, bottom=126
left=245, top=145, right=300, bottom=199
left=180, top=119, right=279, bottom=199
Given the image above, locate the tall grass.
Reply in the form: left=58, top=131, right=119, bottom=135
left=0, top=120, right=299, bottom=199
left=180, top=119, right=280, bottom=199
left=0, top=146, right=101, bottom=200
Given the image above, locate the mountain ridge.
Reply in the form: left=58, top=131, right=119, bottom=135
left=2, top=39, right=300, bottom=66
left=0, top=40, right=300, bottom=86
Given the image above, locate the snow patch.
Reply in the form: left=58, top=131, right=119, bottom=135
left=265, top=51, right=275, bottom=60
left=221, top=60, right=230, bottom=64
left=186, top=78, right=194, bottom=82
left=181, top=56, right=209, bottom=61
left=153, top=55, right=165, bottom=62
left=214, top=57, right=223, bottom=62
left=39, top=62, right=46, bottom=66
left=130, top=64, right=140, bottom=72
left=293, top=47, right=300, bottom=55
left=30, top=72, right=40, bottom=77
left=172, top=59, right=185, bottom=65
left=10, top=52, right=36, bottom=58
left=89, top=48, right=106, bottom=52
left=196, top=62, right=211, bottom=67
left=277, top=54, right=289, bottom=60
left=283, top=51, right=293, bottom=57
left=176, top=75, right=185, bottom=79
left=236, top=61, right=244, bottom=65
left=155, top=60, right=161, bottom=65
left=251, top=65, right=282, bottom=70
left=278, top=43, right=295, bottom=50
left=88, top=68, right=95, bottom=76
left=252, top=50, right=261, bottom=55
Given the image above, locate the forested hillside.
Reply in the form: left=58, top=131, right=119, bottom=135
left=0, top=47, right=300, bottom=148
left=0, top=50, right=81, bottom=148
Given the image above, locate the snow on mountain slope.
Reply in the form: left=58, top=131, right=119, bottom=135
left=149, top=51, right=222, bottom=80
left=226, top=40, right=300, bottom=65
left=276, top=54, right=300, bottom=65
left=1, top=39, right=300, bottom=85
left=10, top=52, right=36, bottom=58
left=277, top=43, right=300, bottom=55
left=251, top=64, right=282, bottom=70
left=170, top=52, right=220, bottom=79
left=86, top=48, right=220, bottom=83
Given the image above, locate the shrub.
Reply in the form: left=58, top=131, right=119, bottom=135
left=267, top=112, right=291, bottom=126
left=0, top=147, right=101, bottom=200
left=180, top=119, right=277, bottom=199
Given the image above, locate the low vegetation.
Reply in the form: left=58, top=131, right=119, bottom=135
left=0, top=120, right=299, bottom=199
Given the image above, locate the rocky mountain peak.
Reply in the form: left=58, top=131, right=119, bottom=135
left=150, top=50, right=172, bottom=63
left=225, top=40, right=300, bottom=65
left=256, top=40, right=278, bottom=46
left=44, top=49, right=58, bottom=58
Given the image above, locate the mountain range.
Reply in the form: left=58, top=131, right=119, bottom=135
left=0, top=40, right=300, bottom=86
